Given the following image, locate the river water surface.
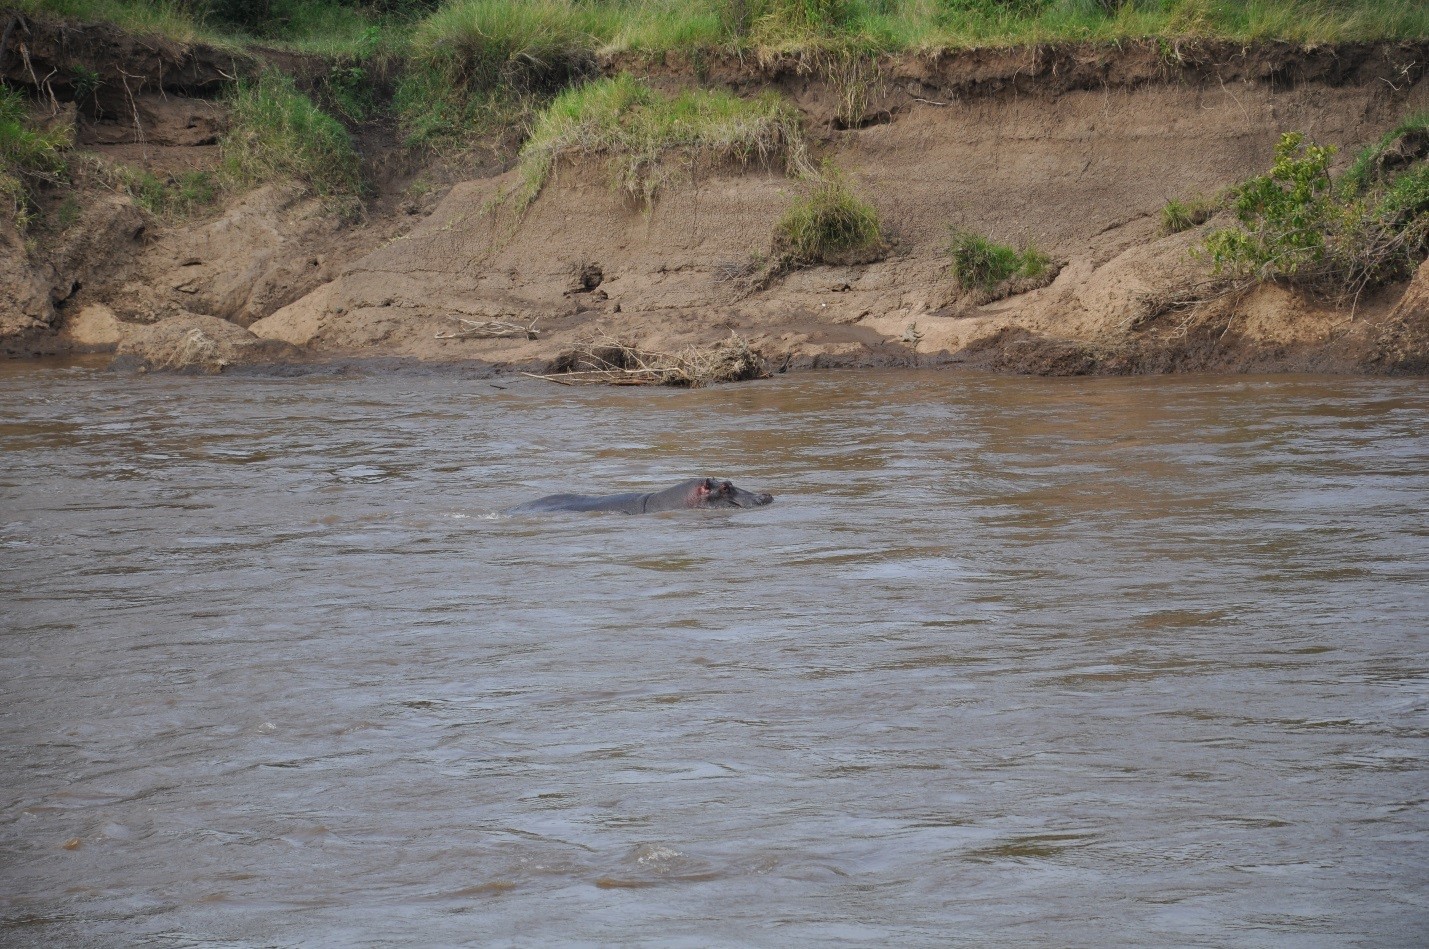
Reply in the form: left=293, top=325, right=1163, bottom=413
left=1, top=363, right=1426, bottom=946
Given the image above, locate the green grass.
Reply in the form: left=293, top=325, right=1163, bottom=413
left=107, top=166, right=218, bottom=217
left=9, top=0, right=213, bottom=44
left=518, top=73, right=809, bottom=207
left=220, top=71, right=362, bottom=198
left=775, top=164, right=883, bottom=263
left=18, top=2, right=1429, bottom=156
left=395, top=0, right=608, bottom=148
left=19, top=1, right=1429, bottom=60
left=1161, top=193, right=1221, bottom=234
left=407, top=0, right=601, bottom=91
left=948, top=229, right=1051, bottom=289
left=1341, top=112, right=1429, bottom=196
left=1, top=82, right=73, bottom=230
left=11, top=1, right=416, bottom=56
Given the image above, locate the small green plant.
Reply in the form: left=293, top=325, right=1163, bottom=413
left=324, top=61, right=373, bottom=122
left=220, top=71, right=362, bottom=198
left=54, top=195, right=81, bottom=229
left=1161, top=195, right=1219, bottom=234
left=775, top=164, right=882, bottom=264
left=1204, top=129, right=1428, bottom=295
left=71, top=65, right=103, bottom=108
left=948, top=229, right=1049, bottom=290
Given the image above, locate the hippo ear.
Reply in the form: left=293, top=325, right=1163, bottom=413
left=700, top=478, right=717, bottom=494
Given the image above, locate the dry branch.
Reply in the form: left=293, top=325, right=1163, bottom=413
left=435, top=316, right=539, bottom=340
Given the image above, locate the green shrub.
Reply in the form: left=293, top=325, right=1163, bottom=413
left=220, top=72, right=362, bottom=198
left=518, top=73, right=808, bottom=207
left=1204, top=132, right=1337, bottom=279
left=1380, top=162, right=1429, bottom=225
left=1204, top=130, right=1428, bottom=295
left=948, top=229, right=1049, bottom=290
left=775, top=165, right=882, bottom=263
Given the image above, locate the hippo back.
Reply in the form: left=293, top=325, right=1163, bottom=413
left=509, top=491, right=650, bottom=514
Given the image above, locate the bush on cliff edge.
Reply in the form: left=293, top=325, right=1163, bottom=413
left=1204, top=130, right=1428, bottom=298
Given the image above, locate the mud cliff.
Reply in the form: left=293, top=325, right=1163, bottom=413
left=4, top=18, right=1427, bottom=375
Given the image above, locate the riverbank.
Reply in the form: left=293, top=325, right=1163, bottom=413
left=3, top=7, right=1427, bottom=376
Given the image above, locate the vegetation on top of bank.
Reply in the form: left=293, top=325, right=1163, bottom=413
left=13, top=0, right=1429, bottom=60
left=1203, top=125, right=1428, bottom=298
left=516, top=73, right=808, bottom=207
left=7, top=1, right=424, bottom=56
left=15, top=1, right=1429, bottom=153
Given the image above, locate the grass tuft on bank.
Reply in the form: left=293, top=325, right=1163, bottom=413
left=517, top=74, right=809, bottom=207
left=407, top=0, right=598, bottom=92
left=220, top=71, right=362, bottom=199
left=1, top=82, right=72, bottom=230
left=106, top=165, right=219, bottom=217
left=1161, top=193, right=1221, bottom=234
left=949, top=229, right=1051, bottom=290
left=775, top=163, right=883, bottom=264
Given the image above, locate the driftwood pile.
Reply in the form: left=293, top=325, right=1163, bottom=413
left=526, top=334, right=768, bottom=387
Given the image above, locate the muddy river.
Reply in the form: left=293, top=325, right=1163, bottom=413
left=1, top=363, right=1426, bottom=946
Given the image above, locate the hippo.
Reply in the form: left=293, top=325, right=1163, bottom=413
left=511, top=477, right=774, bottom=515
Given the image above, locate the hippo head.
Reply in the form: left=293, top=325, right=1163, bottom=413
left=692, top=477, right=774, bottom=509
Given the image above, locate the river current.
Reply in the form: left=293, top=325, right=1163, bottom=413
left=1, top=363, right=1426, bottom=946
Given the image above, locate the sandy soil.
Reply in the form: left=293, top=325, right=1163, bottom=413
left=3, top=21, right=1426, bottom=376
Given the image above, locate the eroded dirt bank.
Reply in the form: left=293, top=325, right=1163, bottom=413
left=4, top=20, right=1427, bottom=376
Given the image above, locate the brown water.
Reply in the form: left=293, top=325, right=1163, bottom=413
left=2, top=362, right=1426, bottom=947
